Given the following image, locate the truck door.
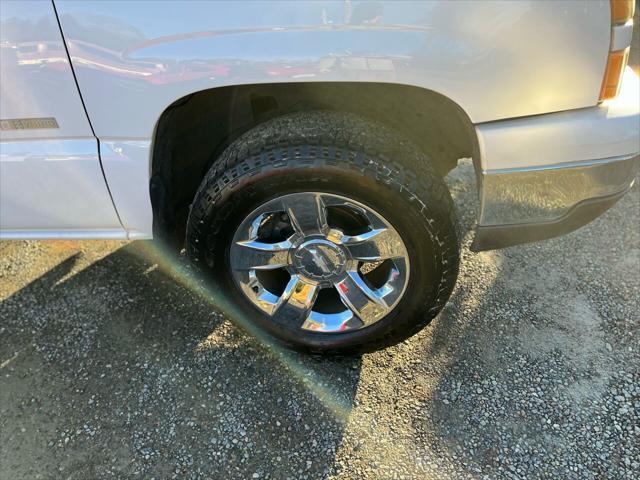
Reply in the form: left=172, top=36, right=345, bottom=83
left=0, top=1, right=122, bottom=237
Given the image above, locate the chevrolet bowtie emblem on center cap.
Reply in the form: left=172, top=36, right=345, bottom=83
left=307, top=247, right=332, bottom=274
left=293, top=239, right=348, bottom=283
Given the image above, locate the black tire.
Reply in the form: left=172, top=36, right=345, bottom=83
left=186, top=111, right=459, bottom=354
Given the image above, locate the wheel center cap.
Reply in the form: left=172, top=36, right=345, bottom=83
left=292, top=239, right=347, bottom=283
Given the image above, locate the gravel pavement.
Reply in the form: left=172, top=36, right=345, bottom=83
left=1, top=159, right=638, bottom=479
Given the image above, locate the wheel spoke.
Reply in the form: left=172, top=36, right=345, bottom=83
left=282, top=193, right=329, bottom=236
left=335, top=271, right=390, bottom=326
left=341, top=228, right=405, bottom=262
left=232, top=239, right=292, bottom=270
left=242, top=271, right=282, bottom=315
left=272, top=275, right=319, bottom=325
left=302, top=310, right=354, bottom=332
left=370, top=261, right=408, bottom=307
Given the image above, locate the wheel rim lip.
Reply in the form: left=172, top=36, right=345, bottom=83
left=229, top=191, right=410, bottom=334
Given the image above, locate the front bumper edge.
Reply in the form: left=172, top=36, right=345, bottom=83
left=471, top=154, right=638, bottom=251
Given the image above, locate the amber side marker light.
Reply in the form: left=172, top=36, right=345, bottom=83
left=611, top=0, right=635, bottom=25
left=599, top=1, right=635, bottom=101
left=600, top=49, right=629, bottom=101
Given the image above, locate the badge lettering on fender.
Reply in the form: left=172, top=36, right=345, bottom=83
left=0, top=117, right=59, bottom=130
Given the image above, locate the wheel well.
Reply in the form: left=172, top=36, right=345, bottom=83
left=150, top=82, right=478, bottom=246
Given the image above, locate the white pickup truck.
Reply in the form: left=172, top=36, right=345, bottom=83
left=1, top=1, right=638, bottom=353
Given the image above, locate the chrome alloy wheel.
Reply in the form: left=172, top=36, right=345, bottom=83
left=229, top=192, right=410, bottom=333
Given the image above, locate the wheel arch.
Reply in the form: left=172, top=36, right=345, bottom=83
left=150, top=81, right=480, bottom=246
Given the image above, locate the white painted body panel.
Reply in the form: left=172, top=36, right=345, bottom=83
left=55, top=0, right=611, bottom=139
left=0, top=138, right=123, bottom=234
left=477, top=68, right=640, bottom=172
left=100, top=140, right=153, bottom=238
left=0, top=1, right=122, bottom=236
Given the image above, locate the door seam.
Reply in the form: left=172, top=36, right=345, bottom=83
left=50, top=0, right=126, bottom=230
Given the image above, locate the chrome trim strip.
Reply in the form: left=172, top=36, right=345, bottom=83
left=483, top=153, right=639, bottom=175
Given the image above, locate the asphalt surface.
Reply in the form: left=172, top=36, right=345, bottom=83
left=1, top=157, right=638, bottom=479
